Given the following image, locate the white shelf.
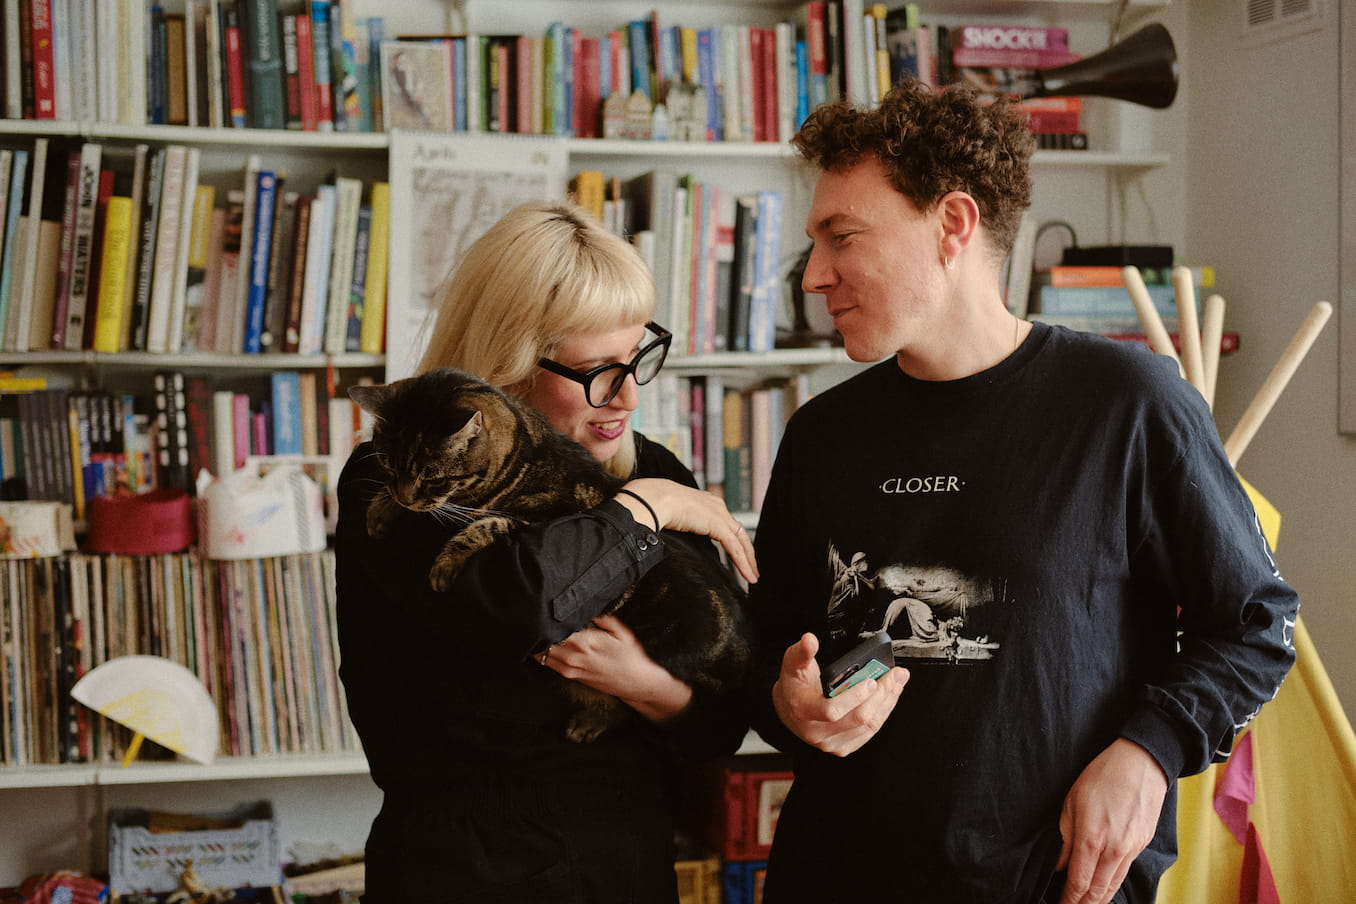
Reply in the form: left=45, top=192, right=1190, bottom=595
left=0, top=753, right=370, bottom=790
left=668, top=346, right=850, bottom=370
left=1032, top=150, right=1170, bottom=169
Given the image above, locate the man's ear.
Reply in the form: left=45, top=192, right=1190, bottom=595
left=937, top=191, right=982, bottom=264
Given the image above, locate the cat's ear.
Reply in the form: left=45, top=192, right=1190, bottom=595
left=348, top=383, right=392, bottom=417
left=452, top=409, right=485, bottom=442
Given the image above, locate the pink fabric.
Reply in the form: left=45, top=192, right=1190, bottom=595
left=1214, top=730, right=1256, bottom=845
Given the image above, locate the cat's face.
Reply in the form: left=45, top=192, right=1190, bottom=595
left=350, top=372, right=509, bottom=510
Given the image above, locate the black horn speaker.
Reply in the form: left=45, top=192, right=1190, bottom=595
left=1022, top=23, right=1179, bottom=109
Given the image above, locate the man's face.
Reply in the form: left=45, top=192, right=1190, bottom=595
left=802, top=158, right=944, bottom=363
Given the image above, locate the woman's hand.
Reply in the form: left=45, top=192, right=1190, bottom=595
left=615, top=477, right=759, bottom=585
left=542, top=616, right=693, bottom=722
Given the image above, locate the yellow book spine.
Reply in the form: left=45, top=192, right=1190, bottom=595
left=359, top=182, right=390, bottom=355
left=572, top=170, right=605, bottom=222
left=680, top=28, right=699, bottom=84
left=91, top=196, right=135, bottom=353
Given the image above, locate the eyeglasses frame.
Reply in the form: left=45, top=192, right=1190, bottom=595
left=537, top=322, right=674, bottom=409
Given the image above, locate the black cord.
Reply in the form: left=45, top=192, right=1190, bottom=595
left=616, top=488, right=660, bottom=532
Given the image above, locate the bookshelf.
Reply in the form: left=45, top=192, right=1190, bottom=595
left=0, top=0, right=1182, bottom=886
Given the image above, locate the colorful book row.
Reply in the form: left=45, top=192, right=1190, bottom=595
left=1, top=0, right=384, bottom=133
left=0, top=137, right=391, bottom=356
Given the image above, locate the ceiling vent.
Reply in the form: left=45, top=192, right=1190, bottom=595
left=1242, top=0, right=1327, bottom=45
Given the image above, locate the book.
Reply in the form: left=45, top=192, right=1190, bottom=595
left=0, top=149, right=26, bottom=339
left=269, top=372, right=303, bottom=455
left=222, top=3, right=248, bottom=127
left=230, top=154, right=263, bottom=352
left=358, top=181, right=389, bottom=354
left=183, top=375, right=214, bottom=488
left=1036, top=265, right=1216, bottom=289
left=1032, top=283, right=1193, bottom=318
left=295, top=8, right=319, bottom=130
left=165, top=12, right=189, bottom=125
left=241, top=170, right=279, bottom=354
left=192, top=207, right=228, bottom=353
left=281, top=193, right=312, bottom=353
left=298, top=182, right=335, bottom=354
left=343, top=202, right=371, bottom=352
left=260, top=187, right=299, bottom=353
left=310, top=0, right=335, bottom=130
left=728, top=194, right=758, bottom=352
left=243, top=0, right=286, bottom=129
left=177, top=184, right=218, bottom=353
left=127, top=147, right=166, bottom=351
left=213, top=188, right=246, bottom=353
left=145, top=145, right=190, bottom=354
left=379, top=40, right=453, bottom=131
left=49, top=148, right=82, bottom=349
left=57, top=142, right=100, bottom=349
left=281, top=13, right=303, bottom=128
left=90, top=195, right=135, bottom=353
left=322, top=175, right=362, bottom=354
left=748, top=190, right=783, bottom=353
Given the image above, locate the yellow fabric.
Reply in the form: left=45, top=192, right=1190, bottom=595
left=1157, top=482, right=1356, bottom=901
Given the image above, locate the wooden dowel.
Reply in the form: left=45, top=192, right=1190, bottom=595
left=1122, top=266, right=1182, bottom=370
left=1224, top=301, right=1333, bottom=466
left=1174, top=266, right=1205, bottom=395
left=1200, top=294, right=1226, bottom=410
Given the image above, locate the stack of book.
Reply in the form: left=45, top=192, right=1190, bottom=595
left=1028, top=264, right=1239, bottom=352
left=0, top=137, right=390, bottom=357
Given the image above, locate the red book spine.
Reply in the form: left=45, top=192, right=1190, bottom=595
left=515, top=35, right=533, bottom=134
left=759, top=27, right=777, bottom=142
left=295, top=13, right=318, bottom=131
left=224, top=12, right=249, bottom=127
left=574, top=37, right=600, bottom=139
left=30, top=0, right=56, bottom=119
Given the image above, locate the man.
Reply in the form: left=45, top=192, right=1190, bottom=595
left=746, top=80, right=1298, bottom=904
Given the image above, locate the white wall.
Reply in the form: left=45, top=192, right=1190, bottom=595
left=1181, top=1, right=1355, bottom=725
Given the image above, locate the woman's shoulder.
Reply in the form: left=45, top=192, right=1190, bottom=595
left=633, top=433, right=700, bottom=488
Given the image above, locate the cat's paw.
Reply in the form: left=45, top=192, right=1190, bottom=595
left=429, top=553, right=466, bottom=592
left=365, top=493, right=400, bottom=539
left=565, top=705, right=621, bottom=744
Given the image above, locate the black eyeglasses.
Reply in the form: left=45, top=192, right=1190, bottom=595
left=538, top=322, right=673, bottom=408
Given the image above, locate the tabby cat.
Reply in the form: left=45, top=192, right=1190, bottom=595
left=348, top=367, right=752, bottom=743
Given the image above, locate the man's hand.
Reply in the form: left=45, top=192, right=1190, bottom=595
left=772, top=633, right=908, bottom=757
left=1057, top=738, right=1170, bottom=904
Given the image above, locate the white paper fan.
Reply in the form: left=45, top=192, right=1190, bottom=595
left=71, top=655, right=219, bottom=765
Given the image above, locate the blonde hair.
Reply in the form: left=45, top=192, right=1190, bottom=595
left=416, top=200, right=657, bottom=477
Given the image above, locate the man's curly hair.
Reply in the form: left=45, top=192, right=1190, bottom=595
left=792, top=79, right=1035, bottom=258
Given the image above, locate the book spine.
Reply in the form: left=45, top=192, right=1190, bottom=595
left=128, top=150, right=165, bottom=352
left=242, top=170, right=278, bottom=353
left=260, top=186, right=297, bottom=352
left=30, top=0, right=56, bottom=119
left=243, top=0, right=285, bottom=129
left=62, top=144, right=102, bottom=350
left=310, top=1, right=334, bottom=131
left=144, top=145, right=188, bottom=354
left=281, top=193, right=311, bottom=353
left=295, top=9, right=318, bottom=130
left=281, top=13, right=303, bottom=129
left=223, top=4, right=248, bottom=127
left=269, top=371, right=303, bottom=454
left=90, top=195, right=134, bottom=352
left=344, top=202, right=371, bottom=352
left=322, top=177, right=359, bottom=354
left=177, top=183, right=218, bottom=353
left=49, top=150, right=82, bottom=350
left=358, top=181, right=388, bottom=354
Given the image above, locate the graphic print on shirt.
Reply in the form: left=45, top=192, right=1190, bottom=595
left=827, top=543, right=1002, bottom=665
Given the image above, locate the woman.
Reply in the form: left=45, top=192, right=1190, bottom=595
left=335, top=201, right=757, bottom=902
